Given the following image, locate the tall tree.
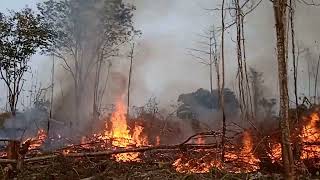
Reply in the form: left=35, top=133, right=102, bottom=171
left=187, top=26, right=219, bottom=94
left=220, top=0, right=227, bottom=162
left=249, top=68, right=264, bottom=117
left=0, top=8, right=53, bottom=116
left=273, top=0, right=295, bottom=178
left=38, top=0, right=137, bottom=129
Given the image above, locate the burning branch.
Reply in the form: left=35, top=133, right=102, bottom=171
left=0, top=131, right=220, bottom=163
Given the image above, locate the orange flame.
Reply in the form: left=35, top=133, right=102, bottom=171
left=97, top=99, right=149, bottom=162
left=240, top=131, right=260, bottom=170
left=269, top=143, right=282, bottom=163
left=300, top=113, right=320, bottom=159
left=156, top=136, right=160, bottom=146
left=27, top=129, right=47, bottom=150
left=173, top=131, right=260, bottom=174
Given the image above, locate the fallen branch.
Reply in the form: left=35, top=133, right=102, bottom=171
left=0, top=131, right=220, bottom=163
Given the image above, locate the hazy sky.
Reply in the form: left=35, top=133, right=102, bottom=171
left=1, top=0, right=320, bottom=110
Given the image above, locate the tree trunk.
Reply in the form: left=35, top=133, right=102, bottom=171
left=127, top=43, right=135, bottom=117
left=48, top=54, right=55, bottom=135
left=220, top=0, right=227, bottom=163
left=209, top=36, right=213, bottom=94
left=92, top=52, right=103, bottom=133
left=314, top=56, right=320, bottom=104
left=9, top=94, right=16, bottom=116
left=289, top=0, right=299, bottom=124
left=252, top=75, right=258, bottom=117
left=273, top=0, right=295, bottom=179
left=98, top=61, right=112, bottom=111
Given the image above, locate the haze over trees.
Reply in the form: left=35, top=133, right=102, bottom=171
left=37, top=0, right=138, bottom=130
left=0, top=0, right=319, bottom=179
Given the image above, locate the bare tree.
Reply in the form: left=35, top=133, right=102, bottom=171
left=289, top=0, right=299, bottom=124
left=98, top=61, right=112, bottom=111
left=220, top=0, right=227, bottom=163
left=187, top=27, right=219, bottom=94
left=249, top=68, right=263, bottom=117
left=38, top=0, right=137, bottom=129
left=314, top=55, right=320, bottom=104
left=48, top=54, right=55, bottom=134
left=227, top=0, right=259, bottom=123
left=273, top=0, right=295, bottom=178
left=127, top=42, right=135, bottom=117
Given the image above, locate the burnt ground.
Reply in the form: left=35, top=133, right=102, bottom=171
left=0, top=157, right=273, bottom=180
left=0, top=154, right=318, bottom=180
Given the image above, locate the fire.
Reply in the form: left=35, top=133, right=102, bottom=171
left=27, top=129, right=47, bottom=150
left=173, top=155, right=222, bottom=174
left=97, top=99, right=149, bottom=162
left=224, top=131, right=259, bottom=173
left=132, top=124, right=148, bottom=147
left=173, top=131, right=260, bottom=174
left=269, top=143, right=282, bottom=163
left=267, top=112, right=320, bottom=163
left=300, top=112, right=320, bottom=159
left=105, top=101, right=131, bottom=148
left=240, top=131, right=260, bottom=169
left=156, top=136, right=160, bottom=146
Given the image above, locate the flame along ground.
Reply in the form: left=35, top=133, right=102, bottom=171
left=173, top=130, right=260, bottom=174
left=172, top=112, right=320, bottom=174
left=13, top=107, right=320, bottom=174
left=266, top=112, right=320, bottom=163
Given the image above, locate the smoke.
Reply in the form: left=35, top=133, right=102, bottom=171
left=2, top=0, right=320, bottom=138
left=127, top=0, right=320, bottom=106
left=47, top=0, right=320, bottom=132
left=0, top=108, right=47, bottom=140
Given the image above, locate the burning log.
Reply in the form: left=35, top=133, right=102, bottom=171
left=0, top=131, right=220, bottom=164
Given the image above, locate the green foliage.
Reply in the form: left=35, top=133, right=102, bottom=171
left=0, top=8, right=54, bottom=114
left=0, top=8, right=53, bottom=82
left=177, top=88, right=239, bottom=120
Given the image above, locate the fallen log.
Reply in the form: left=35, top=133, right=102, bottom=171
left=0, top=144, right=219, bottom=163
left=0, top=159, right=16, bottom=163
left=0, top=131, right=220, bottom=163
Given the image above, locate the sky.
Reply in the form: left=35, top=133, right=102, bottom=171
left=1, top=0, right=320, bottom=111
left=0, top=1, right=40, bottom=11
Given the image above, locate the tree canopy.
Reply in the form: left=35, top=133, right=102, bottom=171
left=0, top=8, right=54, bottom=115
left=177, top=88, right=239, bottom=120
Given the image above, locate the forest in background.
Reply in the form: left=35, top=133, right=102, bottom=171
left=0, top=0, right=319, bottom=179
